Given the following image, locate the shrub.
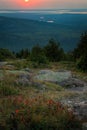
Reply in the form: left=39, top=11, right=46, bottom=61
left=30, top=44, right=48, bottom=65
left=44, top=39, right=65, bottom=62
left=0, top=48, right=15, bottom=61
left=1, top=96, right=82, bottom=130
left=0, top=73, right=19, bottom=96
left=73, top=32, right=87, bottom=72
left=0, top=84, right=18, bottom=96
left=77, top=54, right=87, bottom=72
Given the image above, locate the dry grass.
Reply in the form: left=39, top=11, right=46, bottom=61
left=0, top=60, right=86, bottom=129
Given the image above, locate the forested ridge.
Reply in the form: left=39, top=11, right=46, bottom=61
left=0, top=32, right=87, bottom=72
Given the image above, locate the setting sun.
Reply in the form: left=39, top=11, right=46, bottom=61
left=25, top=0, right=29, bottom=2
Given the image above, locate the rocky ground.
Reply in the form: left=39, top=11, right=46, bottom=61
left=0, top=61, right=87, bottom=129
left=35, top=69, right=87, bottom=122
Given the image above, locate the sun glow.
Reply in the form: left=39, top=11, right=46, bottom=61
left=25, top=0, right=29, bottom=2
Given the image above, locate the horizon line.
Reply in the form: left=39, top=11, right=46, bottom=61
left=0, top=8, right=87, bottom=11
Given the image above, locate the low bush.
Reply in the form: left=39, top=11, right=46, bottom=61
left=76, top=55, right=87, bottom=72
left=0, top=73, right=19, bottom=96
left=0, top=96, right=82, bottom=130
left=0, top=84, right=18, bottom=96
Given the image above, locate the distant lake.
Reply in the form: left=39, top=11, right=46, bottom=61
left=0, top=9, right=87, bottom=24
left=0, top=9, right=87, bottom=14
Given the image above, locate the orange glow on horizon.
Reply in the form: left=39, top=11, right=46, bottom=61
left=25, top=0, right=29, bottom=2
left=15, top=0, right=42, bottom=9
left=0, top=0, right=87, bottom=9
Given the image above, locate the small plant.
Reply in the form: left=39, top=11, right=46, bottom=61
left=1, top=96, right=82, bottom=130
left=0, top=73, right=19, bottom=96
left=0, top=84, right=18, bottom=96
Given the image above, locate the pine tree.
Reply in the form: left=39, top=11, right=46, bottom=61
left=73, top=32, right=87, bottom=72
left=30, top=44, right=48, bottom=64
left=44, top=39, right=64, bottom=62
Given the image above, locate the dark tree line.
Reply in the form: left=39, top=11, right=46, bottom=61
left=16, top=49, right=30, bottom=59
left=0, top=39, right=65, bottom=63
left=0, top=34, right=87, bottom=72
left=14, top=39, right=65, bottom=64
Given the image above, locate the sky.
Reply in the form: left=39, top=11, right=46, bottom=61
left=0, top=0, right=87, bottom=10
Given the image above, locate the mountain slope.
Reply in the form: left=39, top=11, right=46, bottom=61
left=0, top=16, right=85, bottom=51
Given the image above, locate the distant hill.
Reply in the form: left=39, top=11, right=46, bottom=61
left=0, top=16, right=87, bottom=52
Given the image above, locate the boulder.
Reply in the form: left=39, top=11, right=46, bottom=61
left=38, top=70, right=53, bottom=75
left=59, top=78, right=86, bottom=88
left=23, top=68, right=33, bottom=73
left=61, top=100, right=87, bottom=122
left=32, top=81, right=46, bottom=91
left=35, top=69, right=72, bottom=83
left=16, top=73, right=32, bottom=86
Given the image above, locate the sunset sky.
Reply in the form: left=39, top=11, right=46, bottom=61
left=0, top=0, right=87, bottom=9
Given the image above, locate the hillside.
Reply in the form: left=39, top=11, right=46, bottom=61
left=0, top=16, right=85, bottom=52
left=0, top=60, right=87, bottom=129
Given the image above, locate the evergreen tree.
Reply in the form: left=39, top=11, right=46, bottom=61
left=73, top=32, right=87, bottom=72
left=77, top=54, right=87, bottom=72
left=73, top=32, right=87, bottom=59
left=30, top=44, right=48, bottom=64
left=44, top=39, right=64, bottom=62
left=0, top=48, right=15, bottom=61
